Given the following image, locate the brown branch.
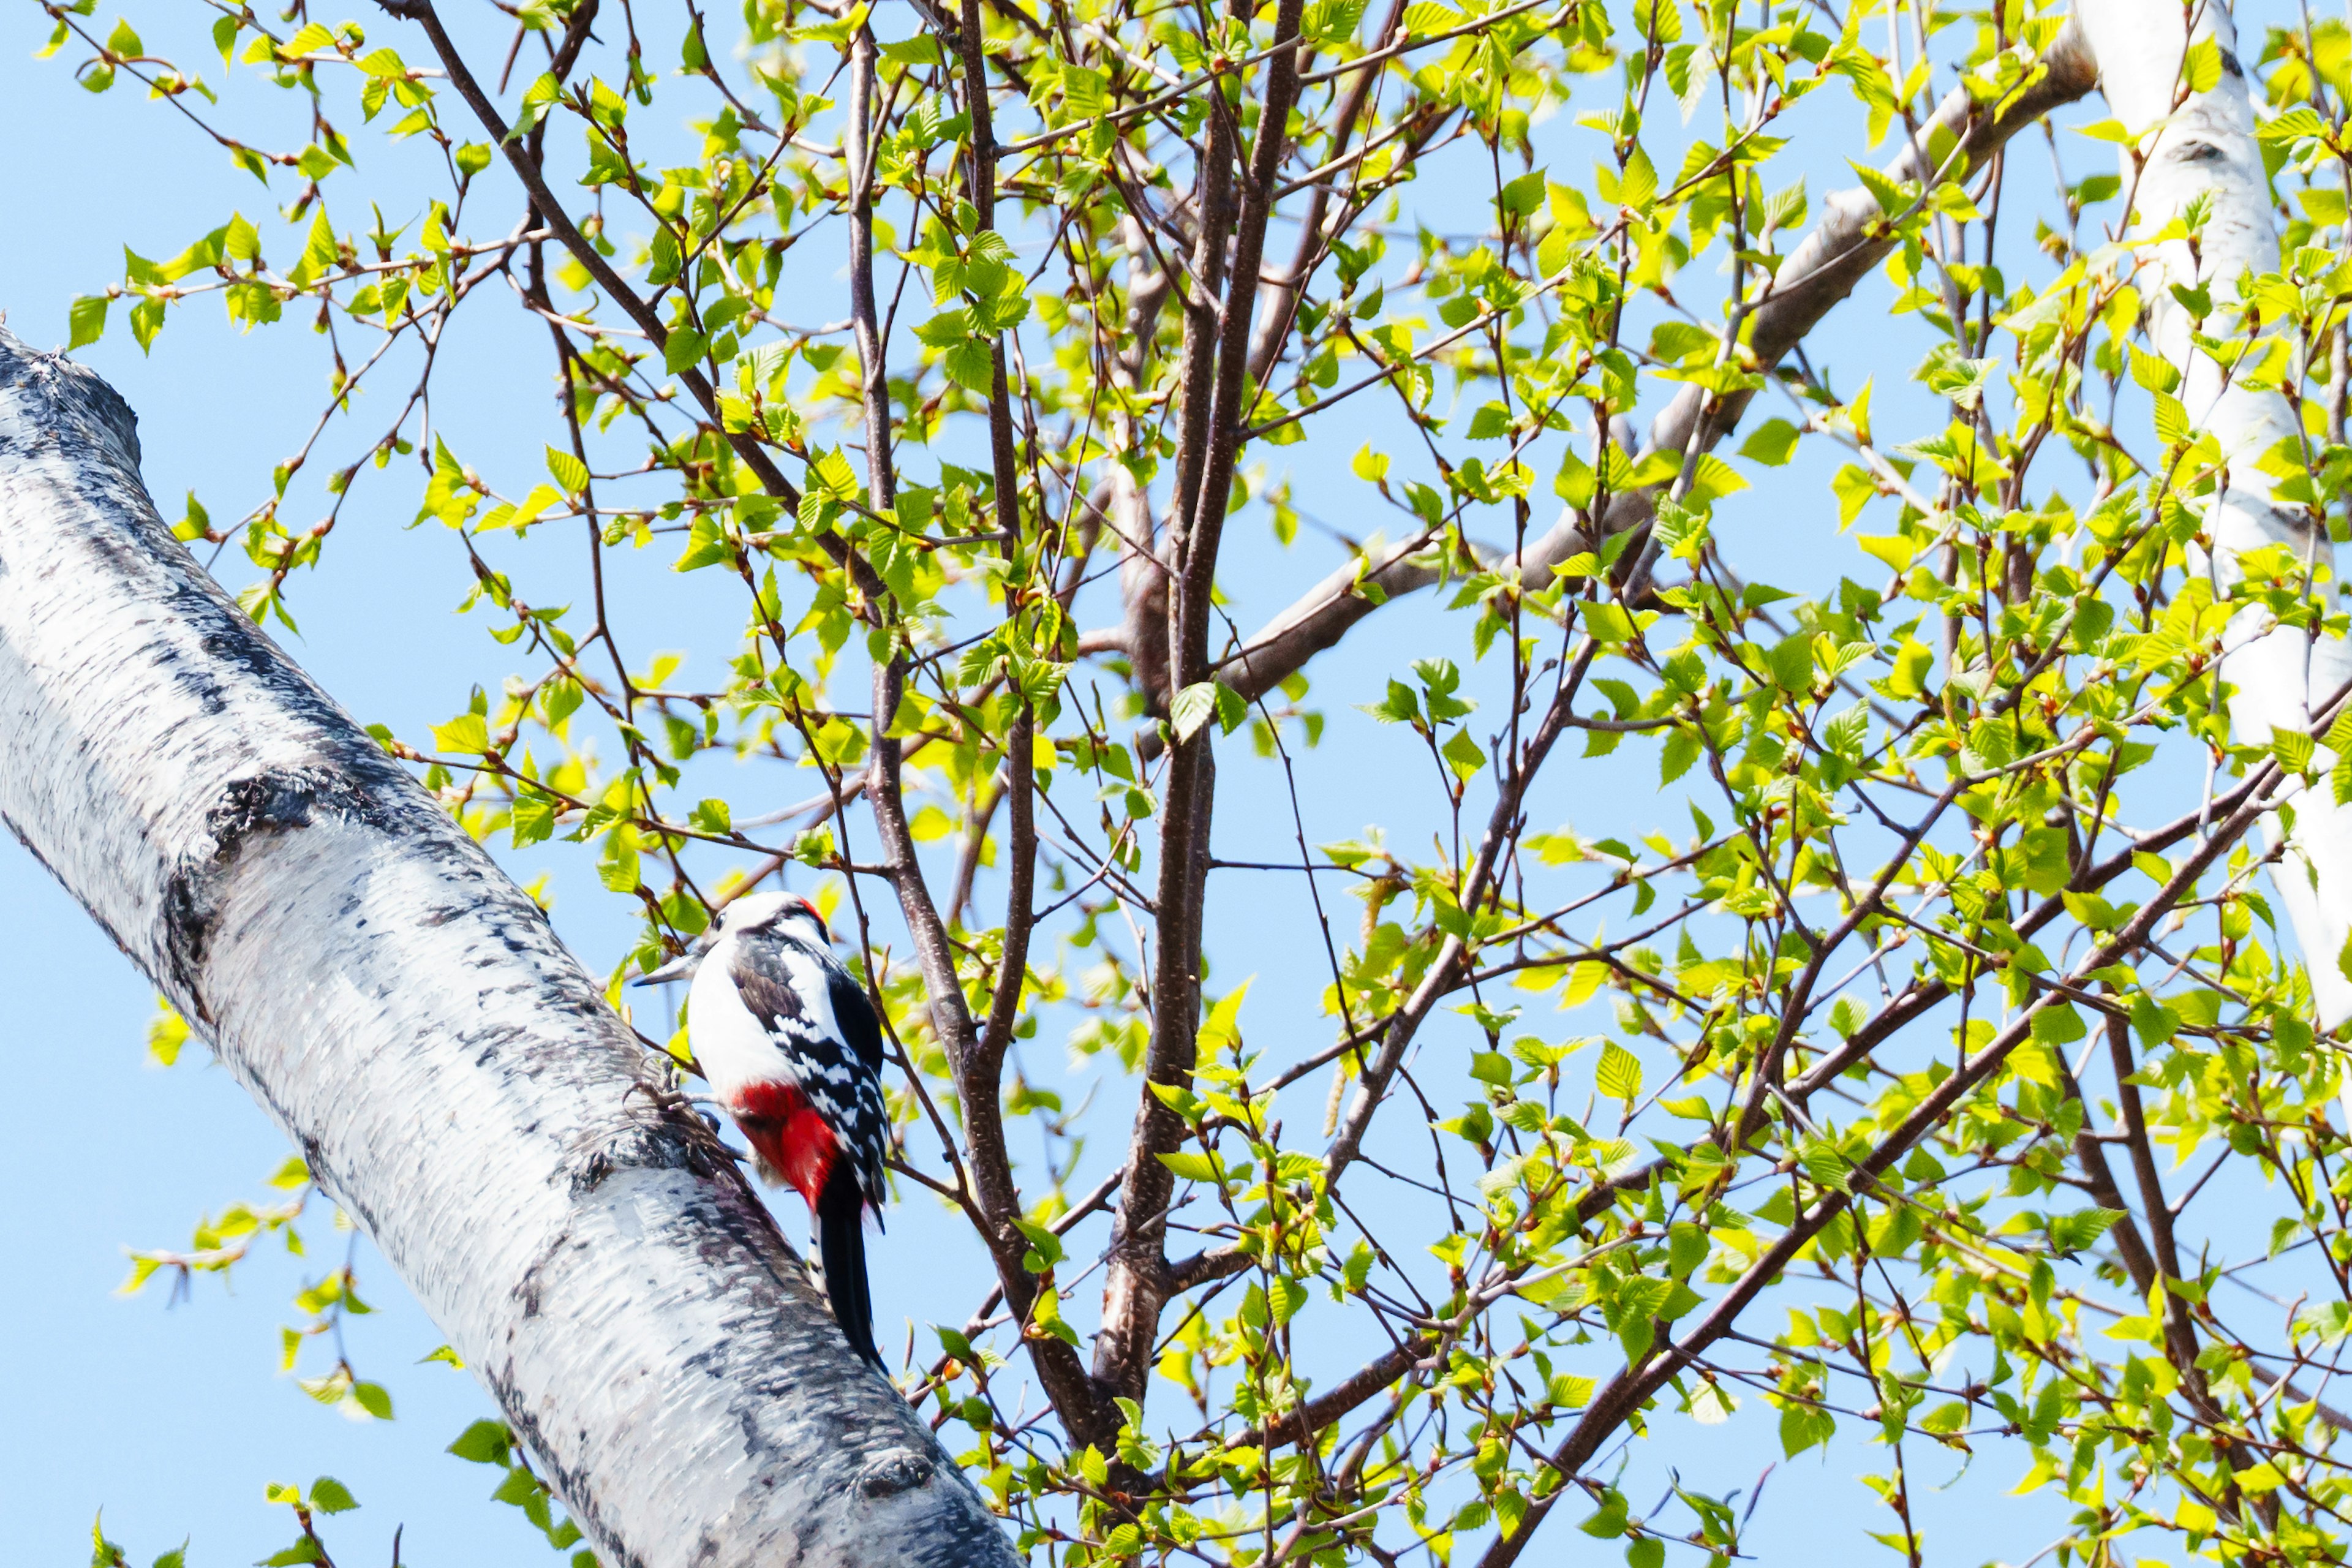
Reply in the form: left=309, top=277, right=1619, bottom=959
left=1325, top=638, right=1597, bottom=1188
left=1094, top=0, right=1311, bottom=1411
left=1210, top=17, right=2099, bottom=707
left=848, top=29, right=894, bottom=514
left=957, top=0, right=1023, bottom=544
left=1244, top=0, right=1409, bottom=385
left=1476, top=760, right=2277, bottom=1568
left=373, top=0, right=806, bottom=511
left=823, top=14, right=1110, bottom=1445
left=948, top=775, right=1008, bottom=924
left=979, top=708, right=1036, bottom=1061
left=1227, top=1333, right=1431, bottom=1453
left=1562, top=760, right=2281, bottom=1234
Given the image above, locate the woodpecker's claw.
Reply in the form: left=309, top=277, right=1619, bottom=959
left=624, top=1081, right=721, bottom=1115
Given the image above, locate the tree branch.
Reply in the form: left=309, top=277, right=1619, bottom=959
left=1095, top=0, right=1309, bottom=1409
left=1478, top=760, right=2280, bottom=1568
left=375, top=0, right=807, bottom=510
left=1208, top=15, right=2098, bottom=707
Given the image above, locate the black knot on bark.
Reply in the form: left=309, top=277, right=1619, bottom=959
left=162, top=766, right=402, bottom=1010
left=857, top=1449, right=935, bottom=1498
left=569, top=1111, right=729, bottom=1196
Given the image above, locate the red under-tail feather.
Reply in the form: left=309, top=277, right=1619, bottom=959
left=731, top=1080, right=876, bottom=1366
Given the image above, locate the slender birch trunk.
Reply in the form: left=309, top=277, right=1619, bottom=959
left=0, top=330, right=1015, bottom=1568
left=2078, top=0, right=2352, bottom=1024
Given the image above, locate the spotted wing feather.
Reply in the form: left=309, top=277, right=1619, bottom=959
left=817, top=957, right=890, bottom=1221
left=728, top=935, right=888, bottom=1219
left=726, top=941, right=805, bottom=1033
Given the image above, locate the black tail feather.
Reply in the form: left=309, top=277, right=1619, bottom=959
left=817, top=1163, right=879, bottom=1367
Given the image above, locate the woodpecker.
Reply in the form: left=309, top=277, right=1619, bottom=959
left=636, top=892, right=889, bottom=1366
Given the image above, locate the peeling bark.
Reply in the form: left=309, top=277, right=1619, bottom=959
left=2079, top=0, right=2352, bottom=1025
left=0, top=330, right=1015, bottom=1568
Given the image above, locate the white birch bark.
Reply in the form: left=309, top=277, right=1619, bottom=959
left=0, top=328, right=1016, bottom=1568
left=2077, top=0, right=2352, bottom=1024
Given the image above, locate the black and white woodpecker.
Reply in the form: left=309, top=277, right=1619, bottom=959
left=635, top=892, right=889, bottom=1366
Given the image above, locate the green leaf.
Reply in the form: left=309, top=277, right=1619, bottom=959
left=1441, top=727, right=1487, bottom=779
left=1469, top=1050, right=1514, bottom=1086
left=1580, top=601, right=1637, bottom=645
left=1063, top=62, right=1106, bottom=118
left=1170, top=681, right=1219, bottom=742
left=673, top=517, right=734, bottom=573
left=2048, top=1207, right=2125, bottom=1255
left=307, top=1477, right=358, bottom=1514
left=1848, top=159, right=1915, bottom=217
left=1011, top=1216, right=1065, bottom=1271
left=92, top=1512, right=127, bottom=1568
left=1767, top=631, right=1815, bottom=692
left=448, top=1419, right=513, bottom=1464
left=1738, top=417, right=1800, bottom=467
left=1596, top=1042, right=1643, bottom=1102
left=68, top=294, right=109, bottom=350
left=2030, top=1000, right=2086, bottom=1045
left=942, top=339, right=996, bottom=393
left=432, top=712, right=488, bottom=753
left=545, top=445, right=590, bottom=493
left=350, top=1381, right=394, bottom=1420
left=1158, top=1150, right=1225, bottom=1183
left=1498, top=168, right=1546, bottom=221
left=509, top=483, right=564, bottom=532
left=2183, top=35, right=2221, bottom=94
left=146, top=1000, right=190, bottom=1066
left=663, top=328, right=710, bottom=375
left=1618, top=145, right=1657, bottom=209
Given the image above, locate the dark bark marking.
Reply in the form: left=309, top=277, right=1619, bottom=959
left=569, top=1107, right=731, bottom=1196
left=859, top=1449, right=935, bottom=1498
left=160, top=766, right=404, bottom=997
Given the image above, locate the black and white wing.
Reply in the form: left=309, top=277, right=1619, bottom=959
left=821, top=959, right=891, bottom=1216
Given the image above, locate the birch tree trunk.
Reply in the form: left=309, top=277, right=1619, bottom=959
left=2078, top=0, right=2352, bottom=1025
left=0, top=328, right=1015, bottom=1568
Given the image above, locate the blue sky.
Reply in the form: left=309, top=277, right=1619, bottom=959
left=0, top=2, right=2313, bottom=1563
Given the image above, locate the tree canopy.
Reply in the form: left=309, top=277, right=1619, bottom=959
left=36, top=0, right=2352, bottom=1563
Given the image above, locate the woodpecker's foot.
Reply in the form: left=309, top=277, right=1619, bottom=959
left=624, top=1081, right=725, bottom=1117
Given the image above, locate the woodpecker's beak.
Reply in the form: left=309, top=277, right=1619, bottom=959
left=632, top=944, right=704, bottom=987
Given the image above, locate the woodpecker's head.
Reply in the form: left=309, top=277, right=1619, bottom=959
left=717, top=890, right=831, bottom=945
left=631, top=891, right=830, bottom=985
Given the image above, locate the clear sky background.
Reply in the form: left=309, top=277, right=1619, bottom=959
left=0, top=2, right=2312, bottom=1564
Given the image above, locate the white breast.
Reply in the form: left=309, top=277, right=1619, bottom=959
left=683, top=931, right=846, bottom=1103
left=685, top=934, right=786, bottom=1102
